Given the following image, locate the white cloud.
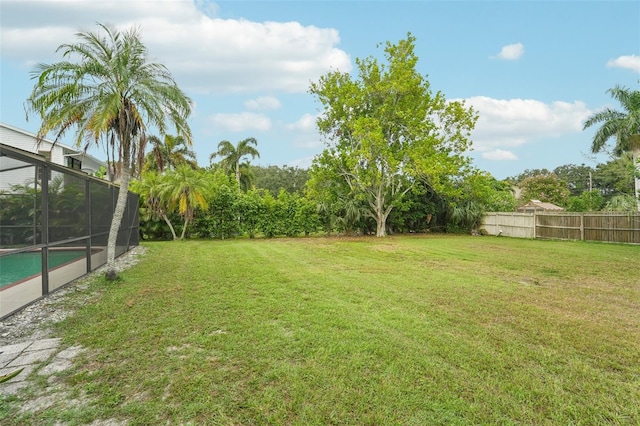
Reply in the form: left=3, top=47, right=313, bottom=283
left=285, top=113, right=322, bottom=149
left=492, top=43, right=524, bottom=60
left=285, top=113, right=318, bottom=132
left=245, top=96, right=282, bottom=111
left=293, top=138, right=323, bottom=150
left=607, top=55, right=640, bottom=73
left=463, top=96, right=592, bottom=155
left=0, top=0, right=352, bottom=94
left=481, top=149, right=518, bottom=161
left=210, top=112, right=272, bottom=132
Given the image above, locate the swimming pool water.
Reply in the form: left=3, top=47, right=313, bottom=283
left=0, top=250, right=86, bottom=287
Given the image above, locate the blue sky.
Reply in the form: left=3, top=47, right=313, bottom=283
left=1, top=0, right=638, bottom=179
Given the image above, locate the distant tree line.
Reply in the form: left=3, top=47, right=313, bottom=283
left=131, top=148, right=638, bottom=241
left=131, top=159, right=521, bottom=240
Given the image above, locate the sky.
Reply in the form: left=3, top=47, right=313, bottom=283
left=1, top=0, right=639, bottom=180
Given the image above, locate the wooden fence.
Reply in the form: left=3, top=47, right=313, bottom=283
left=481, top=212, right=535, bottom=238
left=481, top=212, right=640, bottom=244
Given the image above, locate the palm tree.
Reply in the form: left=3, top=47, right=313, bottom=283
left=130, top=171, right=178, bottom=240
left=335, top=194, right=367, bottom=236
left=144, top=134, right=198, bottom=173
left=26, top=23, right=192, bottom=279
left=209, top=138, right=260, bottom=189
left=602, top=194, right=639, bottom=213
left=583, top=85, right=640, bottom=211
left=159, top=165, right=211, bottom=240
left=237, top=161, right=256, bottom=192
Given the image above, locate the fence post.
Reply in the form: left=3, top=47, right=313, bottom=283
left=580, top=213, right=584, bottom=241
left=41, top=163, right=49, bottom=296
left=533, top=211, right=537, bottom=239
left=85, top=179, right=92, bottom=273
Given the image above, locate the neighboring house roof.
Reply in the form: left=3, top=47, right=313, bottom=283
left=0, top=122, right=105, bottom=173
left=517, top=199, right=565, bottom=212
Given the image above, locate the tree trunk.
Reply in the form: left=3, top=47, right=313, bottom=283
left=180, top=217, right=189, bottom=240
left=373, top=196, right=391, bottom=237
left=375, top=215, right=386, bottom=237
left=161, top=212, right=178, bottom=240
left=106, top=164, right=131, bottom=280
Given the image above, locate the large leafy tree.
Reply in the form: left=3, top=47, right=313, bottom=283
left=507, top=168, right=552, bottom=185
left=26, top=23, right=192, bottom=278
left=583, top=85, right=640, bottom=210
left=552, top=164, right=595, bottom=197
left=144, top=134, right=197, bottom=173
left=309, top=34, right=477, bottom=236
left=593, top=154, right=635, bottom=198
left=209, top=138, right=260, bottom=189
left=518, top=174, right=570, bottom=206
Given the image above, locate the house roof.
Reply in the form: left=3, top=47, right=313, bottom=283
left=517, top=199, right=564, bottom=211
left=0, top=122, right=105, bottom=173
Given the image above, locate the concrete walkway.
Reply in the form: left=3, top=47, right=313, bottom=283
left=0, top=338, right=84, bottom=395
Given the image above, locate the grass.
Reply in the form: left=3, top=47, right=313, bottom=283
left=2, top=235, right=639, bottom=425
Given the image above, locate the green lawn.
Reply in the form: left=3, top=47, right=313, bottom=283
left=4, top=236, right=640, bottom=425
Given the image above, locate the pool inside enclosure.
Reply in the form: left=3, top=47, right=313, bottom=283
left=0, top=143, right=139, bottom=319
left=0, top=248, right=102, bottom=288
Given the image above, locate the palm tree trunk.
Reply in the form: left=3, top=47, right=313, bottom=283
left=180, top=216, right=190, bottom=240
left=161, top=212, right=178, bottom=240
left=106, top=163, right=131, bottom=280
left=235, top=161, right=241, bottom=189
